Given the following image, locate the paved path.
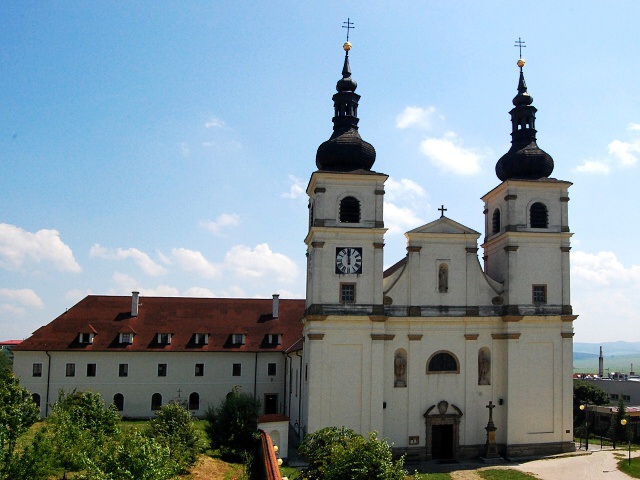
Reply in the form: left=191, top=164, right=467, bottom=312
left=507, top=449, right=637, bottom=480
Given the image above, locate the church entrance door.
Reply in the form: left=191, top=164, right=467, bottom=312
left=431, top=424, right=454, bottom=459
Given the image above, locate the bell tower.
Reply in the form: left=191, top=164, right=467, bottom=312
left=305, top=40, right=387, bottom=316
left=482, top=54, right=573, bottom=316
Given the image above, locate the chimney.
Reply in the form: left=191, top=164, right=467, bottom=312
left=131, top=291, right=139, bottom=317
left=599, top=346, right=604, bottom=378
left=272, top=294, right=280, bottom=318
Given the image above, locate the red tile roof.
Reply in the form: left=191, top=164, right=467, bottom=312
left=14, top=295, right=305, bottom=353
left=0, top=340, right=23, bottom=346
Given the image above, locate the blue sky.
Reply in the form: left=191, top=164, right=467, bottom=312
left=1, top=2, right=639, bottom=343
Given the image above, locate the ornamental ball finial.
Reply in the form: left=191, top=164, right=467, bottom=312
left=343, top=41, right=352, bottom=51
left=517, top=58, right=525, bottom=68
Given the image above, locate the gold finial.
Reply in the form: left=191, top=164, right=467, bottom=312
left=343, top=41, right=352, bottom=51
left=517, top=58, right=525, bottom=68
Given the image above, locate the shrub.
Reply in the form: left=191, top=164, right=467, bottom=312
left=148, top=402, right=206, bottom=470
left=299, top=426, right=405, bottom=480
left=205, top=388, right=261, bottom=460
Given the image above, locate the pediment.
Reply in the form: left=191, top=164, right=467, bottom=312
left=407, top=216, right=480, bottom=236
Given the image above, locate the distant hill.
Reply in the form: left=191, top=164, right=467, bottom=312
left=574, top=341, right=640, bottom=356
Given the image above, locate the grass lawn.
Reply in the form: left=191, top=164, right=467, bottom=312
left=618, top=456, right=640, bottom=478
left=478, top=469, right=538, bottom=480
left=408, top=473, right=451, bottom=479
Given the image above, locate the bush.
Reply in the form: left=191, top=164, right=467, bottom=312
left=205, top=388, right=261, bottom=460
left=148, top=402, right=206, bottom=471
left=299, top=426, right=406, bottom=480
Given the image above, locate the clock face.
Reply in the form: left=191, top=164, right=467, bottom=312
left=335, top=247, right=363, bottom=274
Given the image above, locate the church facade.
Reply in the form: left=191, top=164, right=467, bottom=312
left=299, top=42, right=575, bottom=459
left=13, top=41, right=576, bottom=460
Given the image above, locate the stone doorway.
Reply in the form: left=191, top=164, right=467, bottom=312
left=424, top=401, right=463, bottom=460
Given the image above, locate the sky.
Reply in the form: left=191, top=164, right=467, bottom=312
left=1, top=2, right=639, bottom=343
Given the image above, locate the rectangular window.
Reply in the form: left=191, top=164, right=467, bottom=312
left=624, top=395, right=631, bottom=401
left=268, top=363, right=277, bottom=376
left=232, top=334, right=245, bottom=345
left=33, top=363, right=42, bottom=377
left=611, top=393, right=619, bottom=400
left=266, top=334, right=281, bottom=346
left=232, top=363, right=242, bottom=377
left=78, top=332, right=93, bottom=344
left=119, top=363, right=128, bottom=377
left=195, top=363, right=204, bottom=377
left=157, top=333, right=171, bottom=344
left=532, top=285, right=547, bottom=304
left=340, top=283, right=356, bottom=304
left=120, top=333, right=133, bottom=344
left=194, top=333, right=208, bottom=345
left=86, top=363, right=96, bottom=377
left=158, top=363, right=167, bottom=377
left=65, top=363, right=75, bottom=377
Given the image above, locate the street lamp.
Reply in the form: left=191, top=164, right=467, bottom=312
left=621, top=418, right=631, bottom=466
left=580, top=405, right=589, bottom=450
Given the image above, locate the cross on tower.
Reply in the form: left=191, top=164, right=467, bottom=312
left=486, top=400, right=495, bottom=423
left=438, top=205, right=447, bottom=217
left=514, top=37, right=526, bottom=58
left=177, top=388, right=182, bottom=398
left=342, top=18, right=355, bottom=42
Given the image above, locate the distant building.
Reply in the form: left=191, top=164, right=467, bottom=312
left=0, top=339, right=22, bottom=359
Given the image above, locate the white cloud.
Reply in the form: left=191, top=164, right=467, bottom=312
left=419, top=132, right=483, bottom=175
left=170, top=248, right=221, bottom=278
left=628, top=123, right=640, bottom=132
left=385, top=178, right=426, bottom=202
left=396, top=106, right=440, bottom=130
left=183, top=287, right=218, bottom=297
left=90, top=244, right=166, bottom=276
left=282, top=175, right=306, bottom=200
left=571, top=250, right=640, bottom=342
left=181, top=142, right=190, bottom=157
left=0, top=223, right=81, bottom=272
left=205, top=117, right=225, bottom=129
left=608, top=139, right=640, bottom=167
left=0, top=288, right=44, bottom=308
left=200, top=213, right=241, bottom=236
left=574, top=159, right=611, bottom=174
left=384, top=202, right=425, bottom=236
left=109, top=272, right=180, bottom=297
left=224, top=243, right=298, bottom=282
left=65, top=289, right=92, bottom=304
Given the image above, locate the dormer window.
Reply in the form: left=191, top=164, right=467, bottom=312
left=232, top=334, right=245, bottom=346
left=78, top=332, right=94, bottom=344
left=157, top=333, right=172, bottom=345
left=264, top=334, right=282, bottom=347
left=194, top=333, right=209, bottom=345
left=119, top=333, right=133, bottom=345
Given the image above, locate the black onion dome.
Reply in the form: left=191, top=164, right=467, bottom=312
left=316, top=44, right=376, bottom=172
left=495, top=61, right=554, bottom=181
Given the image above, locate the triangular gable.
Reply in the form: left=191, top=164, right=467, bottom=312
left=407, top=216, right=480, bottom=236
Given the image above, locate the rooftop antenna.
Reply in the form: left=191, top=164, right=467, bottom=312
left=342, top=17, right=355, bottom=42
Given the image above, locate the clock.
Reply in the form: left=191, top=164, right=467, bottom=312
left=335, top=247, right=363, bottom=274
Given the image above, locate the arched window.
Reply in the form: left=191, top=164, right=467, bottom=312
left=427, top=351, right=459, bottom=374
left=478, top=348, right=491, bottom=385
left=188, top=392, right=200, bottom=410
left=492, top=208, right=501, bottom=234
left=339, top=196, right=360, bottom=223
left=393, top=349, right=407, bottom=388
left=113, top=393, right=124, bottom=412
left=530, top=202, right=548, bottom=228
left=151, top=393, right=162, bottom=411
left=438, top=263, right=449, bottom=293
left=32, top=393, right=41, bottom=409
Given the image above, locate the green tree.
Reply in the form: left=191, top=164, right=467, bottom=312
left=205, top=388, right=261, bottom=460
left=299, top=426, right=406, bottom=480
left=79, top=429, right=178, bottom=480
left=573, top=380, right=609, bottom=423
left=46, top=390, right=121, bottom=475
left=609, top=397, right=627, bottom=448
left=0, top=373, right=40, bottom=479
left=148, top=402, right=206, bottom=471
left=0, top=352, right=12, bottom=378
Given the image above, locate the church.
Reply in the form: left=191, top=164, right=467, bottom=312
left=298, top=41, right=575, bottom=459
left=13, top=40, right=575, bottom=460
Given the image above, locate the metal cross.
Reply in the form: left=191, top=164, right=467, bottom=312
left=177, top=388, right=182, bottom=398
left=514, top=37, right=526, bottom=58
left=342, top=18, right=355, bottom=42
left=487, top=400, right=495, bottom=421
left=438, top=205, right=447, bottom=217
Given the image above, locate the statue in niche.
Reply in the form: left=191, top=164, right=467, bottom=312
left=394, top=351, right=407, bottom=387
left=438, top=264, right=448, bottom=292
left=478, top=348, right=491, bottom=385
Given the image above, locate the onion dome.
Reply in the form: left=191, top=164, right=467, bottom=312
left=316, top=42, right=376, bottom=172
left=495, top=58, right=554, bottom=181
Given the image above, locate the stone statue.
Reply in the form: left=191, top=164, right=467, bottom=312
left=478, top=348, right=491, bottom=385
left=394, top=351, right=407, bottom=387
